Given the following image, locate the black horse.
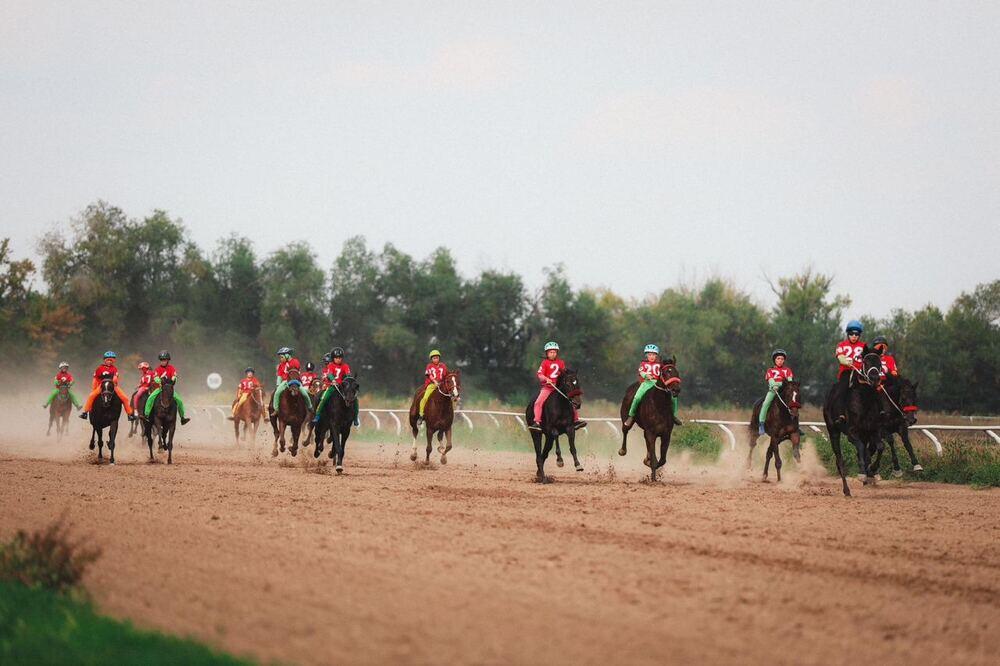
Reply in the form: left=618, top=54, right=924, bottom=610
left=868, top=375, right=921, bottom=477
left=747, top=380, right=802, bottom=482
left=823, top=351, right=883, bottom=496
left=145, top=378, right=178, bottom=464
left=313, top=376, right=360, bottom=474
left=525, top=369, right=583, bottom=483
left=87, top=375, right=122, bottom=464
left=618, top=361, right=683, bottom=482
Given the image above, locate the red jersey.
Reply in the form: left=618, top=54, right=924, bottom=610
left=54, top=371, right=74, bottom=386
left=239, top=377, right=261, bottom=393
left=154, top=364, right=178, bottom=382
left=537, top=358, right=566, bottom=383
left=138, top=370, right=155, bottom=388
left=300, top=372, right=318, bottom=387
left=424, top=362, right=448, bottom=385
left=637, top=361, right=662, bottom=381
left=276, top=358, right=301, bottom=381
left=93, top=363, right=119, bottom=383
left=323, top=362, right=351, bottom=385
left=835, top=339, right=866, bottom=377
left=765, top=366, right=794, bottom=382
left=880, top=354, right=898, bottom=378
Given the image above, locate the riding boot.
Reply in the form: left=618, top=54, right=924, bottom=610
left=78, top=412, right=88, bottom=420
left=673, top=416, right=683, bottom=426
left=128, top=414, right=136, bottom=422
left=574, top=420, right=587, bottom=430
left=528, top=421, right=542, bottom=431
left=181, top=417, right=191, bottom=425
left=758, top=423, right=765, bottom=436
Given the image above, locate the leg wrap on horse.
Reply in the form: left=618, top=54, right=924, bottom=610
left=628, top=380, right=656, bottom=417
left=418, top=384, right=436, bottom=417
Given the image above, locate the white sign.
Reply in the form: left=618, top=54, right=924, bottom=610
left=206, top=372, right=222, bottom=390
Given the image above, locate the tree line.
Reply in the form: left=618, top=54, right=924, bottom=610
left=2, top=201, right=997, bottom=412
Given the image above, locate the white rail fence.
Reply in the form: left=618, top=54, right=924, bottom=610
left=198, top=406, right=1000, bottom=457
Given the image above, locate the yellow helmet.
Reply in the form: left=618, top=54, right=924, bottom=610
left=429, top=349, right=442, bottom=359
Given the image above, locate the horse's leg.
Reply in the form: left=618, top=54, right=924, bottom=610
left=747, top=429, right=757, bottom=471
left=89, top=426, right=96, bottom=451
left=900, top=428, right=922, bottom=472
left=555, top=438, right=564, bottom=467
left=848, top=433, right=871, bottom=485
left=289, top=422, right=300, bottom=457
left=531, top=431, right=545, bottom=482
left=96, top=427, right=104, bottom=461
left=234, top=417, right=240, bottom=446
left=271, top=420, right=281, bottom=457
left=332, top=429, right=343, bottom=472
left=166, top=423, right=175, bottom=464
left=790, top=429, right=801, bottom=462
left=886, top=434, right=903, bottom=477
left=657, top=430, right=671, bottom=469
left=538, top=434, right=555, bottom=484
left=425, top=426, right=433, bottom=464
left=773, top=438, right=783, bottom=483
left=567, top=428, right=583, bottom=472
left=108, top=418, right=117, bottom=465
left=644, top=429, right=657, bottom=482
left=314, top=423, right=325, bottom=458
left=619, top=422, right=629, bottom=457
left=410, top=420, right=420, bottom=462
left=763, top=436, right=774, bottom=481
left=47, top=410, right=53, bottom=436
left=828, top=428, right=851, bottom=497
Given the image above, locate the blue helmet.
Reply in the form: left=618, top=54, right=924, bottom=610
left=103, top=350, right=117, bottom=359
left=643, top=344, right=660, bottom=355
left=845, top=320, right=864, bottom=334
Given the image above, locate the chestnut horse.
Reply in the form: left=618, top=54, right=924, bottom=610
left=747, top=380, right=802, bottom=482
left=618, top=361, right=682, bottom=482
left=409, top=370, right=461, bottom=464
left=233, top=385, right=265, bottom=445
left=268, top=368, right=308, bottom=457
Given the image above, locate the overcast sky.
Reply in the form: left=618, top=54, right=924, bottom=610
left=1, top=1, right=998, bottom=318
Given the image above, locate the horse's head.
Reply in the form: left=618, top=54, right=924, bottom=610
left=658, top=356, right=682, bottom=396
left=444, top=370, right=462, bottom=404
left=558, top=369, right=583, bottom=409
left=898, top=377, right=919, bottom=426
left=309, top=378, right=322, bottom=393
left=861, top=350, right=882, bottom=385
left=160, top=379, right=175, bottom=401
left=781, top=380, right=802, bottom=418
left=287, top=367, right=301, bottom=383
left=99, top=375, right=115, bottom=405
left=340, top=375, right=360, bottom=405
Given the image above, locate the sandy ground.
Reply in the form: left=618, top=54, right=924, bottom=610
left=2, top=412, right=999, bottom=666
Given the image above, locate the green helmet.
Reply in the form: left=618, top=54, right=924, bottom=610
left=543, top=341, right=560, bottom=352
left=643, top=344, right=660, bottom=355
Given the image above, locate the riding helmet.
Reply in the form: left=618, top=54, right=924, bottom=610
left=871, top=336, right=888, bottom=350
left=138, top=361, right=150, bottom=370
left=543, top=341, right=560, bottom=352
left=845, top=320, right=864, bottom=334
left=429, top=349, right=442, bottom=359
left=322, top=353, right=332, bottom=363
left=58, top=361, right=69, bottom=369
left=158, top=350, right=171, bottom=361
left=245, top=367, right=255, bottom=374
left=103, top=350, right=117, bottom=359
left=771, top=348, right=788, bottom=361
left=643, top=344, right=660, bottom=355
left=330, top=347, right=345, bottom=358
left=305, top=362, right=315, bottom=371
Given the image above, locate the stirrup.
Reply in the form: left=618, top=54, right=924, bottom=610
left=528, top=422, right=542, bottom=431
left=78, top=412, right=88, bottom=420
left=573, top=420, right=587, bottom=430
left=181, top=417, right=190, bottom=425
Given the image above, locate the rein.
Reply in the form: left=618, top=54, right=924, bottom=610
left=435, top=375, right=460, bottom=400
left=654, top=373, right=681, bottom=393
left=879, top=384, right=917, bottom=417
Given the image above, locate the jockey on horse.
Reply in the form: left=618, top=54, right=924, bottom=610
left=416, top=349, right=448, bottom=425
left=273, top=347, right=314, bottom=416
left=79, top=351, right=133, bottom=420
left=528, top=341, right=586, bottom=432
left=133, top=361, right=155, bottom=414
left=232, top=367, right=263, bottom=416
left=623, top=344, right=682, bottom=429
left=143, top=351, right=191, bottom=425
left=758, top=348, right=795, bottom=435
left=312, top=347, right=359, bottom=426
left=43, top=362, right=81, bottom=409
left=831, top=320, right=867, bottom=424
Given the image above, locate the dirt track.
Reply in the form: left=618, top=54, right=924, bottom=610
left=2, top=422, right=999, bottom=665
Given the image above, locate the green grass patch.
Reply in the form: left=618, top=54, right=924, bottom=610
left=0, top=580, right=251, bottom=665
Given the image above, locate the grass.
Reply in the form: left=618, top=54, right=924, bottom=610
left=0, top=515, right=101, bottom=592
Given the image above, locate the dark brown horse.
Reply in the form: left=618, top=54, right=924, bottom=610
left=747, top=380, right=802, bottom=482
left=87, top=375, right=122, bottom=464
left=408, top=370, right=462, bottom=464
left=269, top=368, right=308, bottom=457
left=822, top=350, right=883, bottom=496
left=232, top=385, right=265, bottom=445
left=305, top=377, right=324, bottom=442
left=618, top=361, right=682, bottom=482
left=314, top=375, right=360, bottom=473
left=145, top=378, right=178, bottom=464
left=525, top=369, right=583, bottom=483
left=47, top=384, right=72, bottom=439
left=868, top=375, right=921, bottom=477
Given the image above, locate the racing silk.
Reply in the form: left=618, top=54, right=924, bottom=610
left=424, top=362, right=448, bottom=386
left=154, top=364, right=178, bottom=382
left=92, top=364, right=119, bottom=384
left=276, top=358, right=301, bottom=381
left=537, top=358, right=566, bottom=384
left=300, top=371, right=317, bottom=387
left=138, top=370, right=155, bottom=389
left=880, top=354, right=898, bottom=378
left=835, top=339, right=866, bottom=377
left=54, top=371, right=74, bottom=386
left=765, top=366, right=795, bottom=382
left=238, top=377, right=261, bottom=394
left=323, top=361, right=352, bottom=386
left=637, top=361, right=661, bottom=381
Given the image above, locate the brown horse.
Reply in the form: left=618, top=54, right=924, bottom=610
left=232, top=385, right=265, bottom=445
left=47, top=384, right=73, bottom=439
left=409, top=371, right=462, bottom=464
left=618, top=361, right=682, bottom=482
left=747, top=380, right=802, bottom=482
left=269, top=369, right=308, bottom=457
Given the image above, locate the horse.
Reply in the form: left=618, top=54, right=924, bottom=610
left=747, top=380, right=802, bottom=482
left=304, top=377, right=324, bottom=442
left=313, top=376, right=360, bottom=473
left=868, top=375, right=922, bottom=477
left=618, top=361, right=682, bottom=482
left=87, top=375, right=122, bottom=464
left=128, top=388, right=151, bottom=438
left=269, top=368, right=308, bottom=457
left=47, top=384, right=72, bottom=439
left=408, top=370, right=462, bottom=465
left=822, top=350, right=883, bottom=496
left=232, top=385, right=265, bottom=445
left=144, top=378, right=178, bottom=464
left=524, top=369, right=583, bottom=483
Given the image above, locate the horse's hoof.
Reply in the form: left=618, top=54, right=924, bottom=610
left=618, top=448, right=626, bottom=456
left=575, top=464, right=584, bottom=472
left=556, top=459, right=564, bottom=468
left=536, top=475, right=553, bottom=484
left=335, top=466, right=343, bottom=474
left=892, top=470, right=903, bottom=478
left=271, top=449, right=278, bottom=458
left=437, top=445, right=445, bottom=454
left=440, top=455, right=447, bottom=465
left=873, top=474, right=882, bottom=482
left=409, top=452, right=417, bottom=462
left=643, top=457, right=651, bottom=467
left=792, top=449, right=801, bottom=462
left=913, top=464, right=923, bottom=472
left=89, top=443, right=95, bottom=450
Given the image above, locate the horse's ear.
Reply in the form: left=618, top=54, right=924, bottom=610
left=669, top=355, right=676, bottom=365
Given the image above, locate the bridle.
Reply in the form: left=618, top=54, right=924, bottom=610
left=654, top=364, right=681, bottom=393
left=436, top=373, right=461, bottom=401
left=852, top=354, right=882, bottom=386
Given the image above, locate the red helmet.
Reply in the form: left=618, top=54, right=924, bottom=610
left=138, top=361, right=150, bottom=370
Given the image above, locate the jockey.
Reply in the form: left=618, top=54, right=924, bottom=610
left=143, top=351, right=190, bottom=425
left=300, top=362, right=318, bottom=390
left=272, top=347, right=314, bottom=414
left=623, top=344, right=681, bottom=430
left=232, top=367, right=262, bottom=416
left=528, top=341, right=585, bottom=432
left=133, top=361, right=155, bottom=413
left=832, top=320, right=866, bottom=424
left=416, top=349, right=448, bottom=424
left=758, top=349, right=794, bottom=435
left=43, top=362, right=81, bottom=409
left=871, top=336, right=899, bottom=379
left=79, top=351, right=133, bottom=419
left=313, top=347, right=359, bottom=425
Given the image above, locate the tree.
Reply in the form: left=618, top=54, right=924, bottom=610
left=260, top=243, right=327, bottom=363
